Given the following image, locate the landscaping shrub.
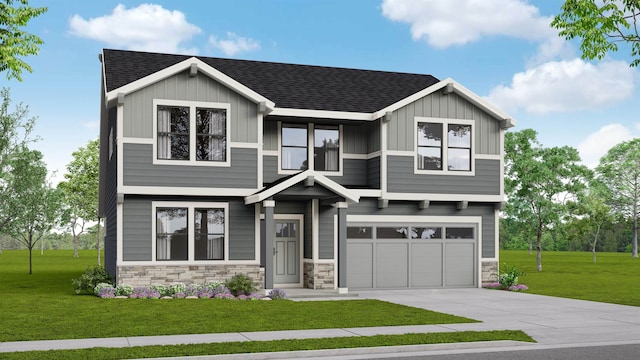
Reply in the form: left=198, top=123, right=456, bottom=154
left=71, top=266, right=113, bottom=294
left=268, top=288, right=287, bottom=300
left=225, top=274, right=257, bottom=296
left=498, top=263, right=525, bottom=288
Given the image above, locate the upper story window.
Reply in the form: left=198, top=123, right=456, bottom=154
left=279, top=123, right=342, bottom=174
left=154, top=202, right=228, bottom=262
left=153, top=100, right=230, bottom=166
left=415, top=117, right=473, bottom=174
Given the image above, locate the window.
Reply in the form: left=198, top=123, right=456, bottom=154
left=416, top=118, right=473, bottom=173
left=154, top=202, right=228, bottom=262
left=154, top=100, right=230, bottom=166
left=280, top=123, right=341, bottom=173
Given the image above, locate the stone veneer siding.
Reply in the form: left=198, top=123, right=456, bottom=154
left=481, top=260, right=498, bottom=284
left=117, top=264, right=264, bottom=288
left=303, top=262, right=335, bottom=289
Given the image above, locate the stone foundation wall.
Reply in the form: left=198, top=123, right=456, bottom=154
left=116, top=264, right=264, bottom=289
left=303, top=262, right=335, bottom=289
left=481, top=260, right=498, bottom=284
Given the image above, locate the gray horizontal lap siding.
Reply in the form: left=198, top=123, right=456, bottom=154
left=387, top=156, right=500, bottom=195
left=123, top=71, right=258, bottom=143
left=123, top=143, right=257, bottom=188
left=348, top=199, right=496, bottom=258
left=122, top=198, right=255, bottom=262
left=387, top=91, right=500, bottom=155
left=105, top=108, right=118, bottom=276
left=263, top=155, right=373, bottom=188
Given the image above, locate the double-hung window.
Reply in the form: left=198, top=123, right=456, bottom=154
left=416, top=117, right=473, bottom=174
left=280, top=123, right=341, bottom=174
left=154, top=100, right=230, bottom=166
left=154, top=202, right=228, bottom=262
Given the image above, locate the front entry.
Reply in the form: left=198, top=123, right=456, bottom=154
left=274, top=220, right=300, bottom=285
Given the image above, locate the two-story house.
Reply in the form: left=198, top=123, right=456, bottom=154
left=98, top=49, right=515, bottom=293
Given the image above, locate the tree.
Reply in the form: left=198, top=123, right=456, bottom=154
left=569, top=182, right=613, bottom=263
left=6, top=147, right=66, bottom=274
left=58, top=139, right=99, bottom=260
left=552, top=0, right=640, bottom=66
left=596, top=138, right=640, bottom=258
left=505, top=129, right=592, bottom=271
left=0, top=0, right=47, bottom=80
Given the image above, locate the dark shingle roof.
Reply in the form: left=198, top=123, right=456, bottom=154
left=102, top=49, right=440, bottom=113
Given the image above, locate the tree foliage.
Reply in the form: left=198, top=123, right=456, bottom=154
left=552, top=0, right=640, bottom=66
left=58, top=139, right=99, bottom=259
left=0, top=87, right=37, bottom=233
left=596, top=138, right=640, bottom=258
left=0, top=0, right=47, bottom=80
left=504, top=129, right=592, bottom=271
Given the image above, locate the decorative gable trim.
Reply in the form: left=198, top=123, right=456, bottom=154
left=244, top=170, right=360, bottom=204
left=104, top=56, right=275, bottom=111
left=373, top=78, right=516, bottom=129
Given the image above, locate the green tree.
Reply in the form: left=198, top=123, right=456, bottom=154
left=552, top=0, right=640, bottom=66
left=0, top=87, right=37, bottom=233
left=505, top=129, right=592, bottom=271
left=569, top=182, right=613, bottom=263
left=596, top=138, right=640, bottom=258
left=58, top=139, right=99, bottom=260
left=0, top=0, right=47, bottom=80
left=6, top=147, right=66, bottom=274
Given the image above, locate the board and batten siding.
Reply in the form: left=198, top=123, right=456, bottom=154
left=319, top=205, right=335, bottom=259
left=122, top=198, right=256, bottom=262
left=387, top=91, right=500, bottom=155
left=122, top=70, right=258, bottom=143
left=387, top=157, right=500, bottom=195
left=123, top=143, right=257, bottom=188
left=348, top=199, right=496, bottom=258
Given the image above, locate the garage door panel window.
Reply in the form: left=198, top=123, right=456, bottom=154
left=376, top=227, right=409, bottom=239
left=411, top=227, right=442, bottom=239
left=445, top=227, right=474, bottom=239
left=347, top=226, right=372, bottom=239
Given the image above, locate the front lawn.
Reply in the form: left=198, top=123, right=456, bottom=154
left=0, top=250, right=476, bottom=342
left=500, top=250, right=640, bottom=306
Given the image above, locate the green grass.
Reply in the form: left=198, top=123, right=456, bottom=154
left=500, top=250, right=640, bottom=306
left=0, top=250, right=476, bottom=342
left=1, top=330, right=535, bottom=360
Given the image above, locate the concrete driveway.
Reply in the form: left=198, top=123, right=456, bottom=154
left=355, top=288, right=640, bottom=346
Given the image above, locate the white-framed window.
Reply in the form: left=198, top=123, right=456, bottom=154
left=153, top=99, right=230, bottom=166
left=415, top=117, right=474, bottom=175
left=153, top=202, right=228, bottom=262
left=279, top=122, right=342, bottom=175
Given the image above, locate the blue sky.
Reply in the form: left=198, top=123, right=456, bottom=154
left=7, top=0, right=640, bottom=183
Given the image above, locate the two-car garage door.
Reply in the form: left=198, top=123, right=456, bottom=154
left=347, top=223, right=477, bottom=289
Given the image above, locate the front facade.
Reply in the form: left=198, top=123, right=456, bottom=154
left=98, top=49, right=515, bottom=292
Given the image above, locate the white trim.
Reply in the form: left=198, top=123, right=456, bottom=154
left=117, top=260, right=260, bottom=266
left=382, top=193, right=503, bottom=202
left=273, top=214, right=304, bottom=288
left=230, top=142, right=260, bottom=149
left=270, top=107, right=372, bottom=121
left=351, top=189, right=383, bottom=198
left=312, top=199, right=319, bottom=262
left=263, top=200, right=275, bottom=208
left=476, top=154, right=502, bottom=160
left=278, top=122, right=344, bottom=176
left=347, top=214, right=482, bottom=224
left=333, top=213, right=338, bottom=288
left=122, top=137, right=153, bottom=144
left=343, top=151, right=382, bottom=160
left=117, top=104, right=124, bottom=192
left=151, top=201, right=230, bottom=263
left=500, top=128, right=505, bottom=197
left=381, top=115, right=388, bottom=196
left=122, top=186, right=257, bottom=196
left=386, top=150, right=414, bottom=157
left=257, top=112, right=264, bottom=189
left=106, top=57, right=275, bottom=110
left=244, top=169, right=360, bottom=204
left=263, top=150, right=278, bottom=156
left=414, top=117, right=475, bottom=176
left=152, top=99, right=231, bottom=167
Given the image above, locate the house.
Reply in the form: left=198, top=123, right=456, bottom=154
left=98, top=49, right=515, bottom=293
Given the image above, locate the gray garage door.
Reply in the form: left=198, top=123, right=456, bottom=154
left=347, top=224, right=476, bottom=289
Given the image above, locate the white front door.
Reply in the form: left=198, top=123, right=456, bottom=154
left=274, top=220, right=300, bottom=284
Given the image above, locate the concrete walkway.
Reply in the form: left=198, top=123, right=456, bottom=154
left=2, top=289, right=640, bottom=357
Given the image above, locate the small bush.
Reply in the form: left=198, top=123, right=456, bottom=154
left=115, top=284, right=133, bottom=297
left=225, top=274, right=257, bottom=296
left=268, top=288, right=287, bottom=300
left=72, top=266, right=113, bottom=295
left=497, top=264, right=526, bottom=288
left=94, top=283, right=114, bottom=296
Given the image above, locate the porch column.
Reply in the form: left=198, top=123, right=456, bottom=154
left=263, top=200, right=275, bottom=291
left=336, top=202, right=348, bottom=293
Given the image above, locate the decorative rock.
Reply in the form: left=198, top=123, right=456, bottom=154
left=260, top=297, right=272, bottom=301
left=115, top=296, right=128, bottom=299
left=185, top=296, right=199, bottom=299
left=161, top=296, right=173, bottom=300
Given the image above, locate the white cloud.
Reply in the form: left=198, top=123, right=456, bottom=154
left=487, top=59, right=636, bottom=114
left=69, top=4, right=201, bottom=54
left=577, top=124, right=637, bottom=168
left=381, top=0, right=554, bottom=48
left=209, top=32, right=260, bottom=56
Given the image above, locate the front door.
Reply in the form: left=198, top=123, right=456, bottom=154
left=274, top=220, right=300, bottom=284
